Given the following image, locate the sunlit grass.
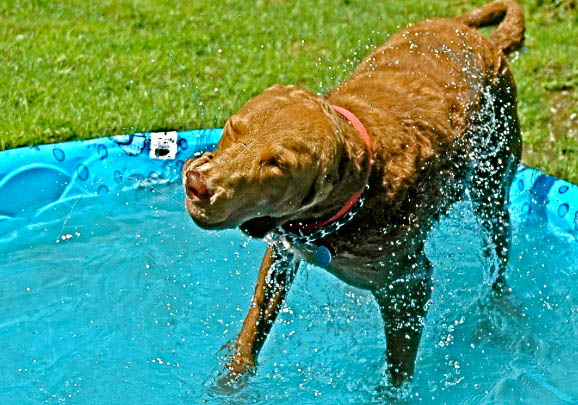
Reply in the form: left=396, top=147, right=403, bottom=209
left=0, top=0, right=575, bottom=181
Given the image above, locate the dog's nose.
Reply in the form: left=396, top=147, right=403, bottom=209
left=186, top=170, right=210, bottom=200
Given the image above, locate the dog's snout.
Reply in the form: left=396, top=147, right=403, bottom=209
left=186, top=170, right=210, bottom=200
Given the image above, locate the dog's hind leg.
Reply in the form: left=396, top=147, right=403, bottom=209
left=469, top=82, right=521, bottom=293
left=470, top=163, right=516, bottom=293
left=225, top=245, right=299, bottom=379
left=373, top=253, right=433, bottom=387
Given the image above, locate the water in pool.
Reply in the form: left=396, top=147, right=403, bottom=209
left=0, top=182, right=576, bottom=404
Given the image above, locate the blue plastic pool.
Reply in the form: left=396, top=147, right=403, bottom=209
left=0, top=131, right=576, bottom=403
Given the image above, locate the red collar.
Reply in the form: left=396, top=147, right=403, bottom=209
left=284, top=105, right=373, bottom=233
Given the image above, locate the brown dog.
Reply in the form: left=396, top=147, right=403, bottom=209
left=183, top=0, right=524, bottom=388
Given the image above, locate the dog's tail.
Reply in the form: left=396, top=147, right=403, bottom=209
left=455, top=0, right=525, bottom=54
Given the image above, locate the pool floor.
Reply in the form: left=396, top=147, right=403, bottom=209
left=0, top=182, right=576, bottom=404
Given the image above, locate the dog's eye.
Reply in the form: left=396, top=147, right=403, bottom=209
left=260, top=156, right=287, bottom=170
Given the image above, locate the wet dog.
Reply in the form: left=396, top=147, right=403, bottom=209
left=183, top=0, right=523, bottom=387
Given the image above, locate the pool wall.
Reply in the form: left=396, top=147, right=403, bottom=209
left=0, top=130, right=576, bottom=239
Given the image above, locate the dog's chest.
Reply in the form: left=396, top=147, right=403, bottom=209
left=285, top=199, right=436, bottom=290
left=290, top=226, right=416, bottom=290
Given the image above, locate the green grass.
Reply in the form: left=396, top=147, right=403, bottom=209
left=0, top=0, right=576, bottom=182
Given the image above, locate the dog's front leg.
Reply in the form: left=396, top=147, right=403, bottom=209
left=226, top=244, right=300, bottom=377
left=373, top=256, right=432, bottom=387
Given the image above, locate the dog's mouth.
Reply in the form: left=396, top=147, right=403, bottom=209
left=240, top=216, right=285, bottom=239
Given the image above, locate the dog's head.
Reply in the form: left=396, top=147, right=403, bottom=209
left=183, top=85, right=350, bottom=238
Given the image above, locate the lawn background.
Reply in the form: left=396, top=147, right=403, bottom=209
left=0, top=0, right=576, bottom=182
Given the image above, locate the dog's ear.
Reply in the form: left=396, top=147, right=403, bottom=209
left=219, top=116, right=249, bottom=150
left=227, top=116, right=248, bottom=138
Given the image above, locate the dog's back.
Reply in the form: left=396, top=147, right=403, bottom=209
left=326, top=0, right=523, bottom=215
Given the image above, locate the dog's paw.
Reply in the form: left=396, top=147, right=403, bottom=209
left=209, top=361, right=255, bottom=395
left=374, top=377, right=413, bottom=400
left=209, top=345, right=256, bottom=395
left=211, top=372, right=248, bottom=395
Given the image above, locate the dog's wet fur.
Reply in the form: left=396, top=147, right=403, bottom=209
left=183, top=0, right=524, bottom=389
